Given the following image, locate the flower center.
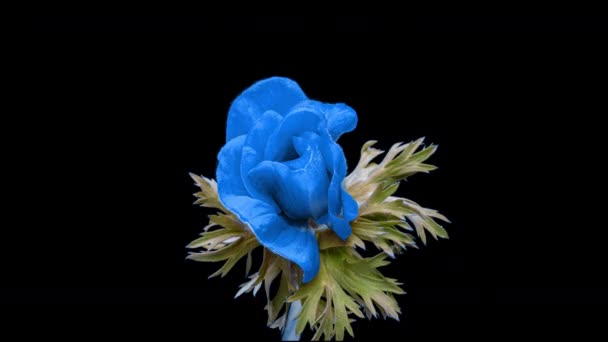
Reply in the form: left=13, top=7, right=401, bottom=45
left=248, top=133, right=330, bottom=221
left=270, top=146, right=329, bottom=221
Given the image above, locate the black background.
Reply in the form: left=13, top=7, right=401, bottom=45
left=14, top=15, right=607, bottom=339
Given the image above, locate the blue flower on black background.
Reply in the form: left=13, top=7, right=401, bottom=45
left=216, top=77, right=359, bottom=282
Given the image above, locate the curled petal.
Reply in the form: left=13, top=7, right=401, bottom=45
left=248, top=139, right=330, bottom=220
left=317, top=131, right=358, bottom=240
left=324, top=103, right=358, bottom=141
left=341, top=187, right=359, bottom=222
left=248, top=213, right=320, bottom=283
left=226, top=77, right=307, bottom=142
left=218, top=195, right=320, bottom=283
left=217, top=135, right=249, bottom=197
left=240, top=110, right=282, bottom=206
left=264, top=100, right=326, bottom=161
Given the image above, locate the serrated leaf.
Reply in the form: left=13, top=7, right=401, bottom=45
left=267, top=272, right=290, bottom=323
left=190, top=173, right=228, bottom=211
left=289, top=247, right=404, bottom=341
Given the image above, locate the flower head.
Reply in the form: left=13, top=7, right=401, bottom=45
left=189, top=77, right=449, bottom=340
left=216, top=77, right=359, bottom=282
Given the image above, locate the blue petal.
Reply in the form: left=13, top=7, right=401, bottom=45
left=341, top=188, right=359, bottom=221
left=291, top=131, right=321, bottom=157
left=220, top=195, right=278, bottom=220
left=217, top=194, right=320, bottom=283
left=248, top=213, right=320, bottom=283
left=240, top=110, right=282, bottom=207
left=317, top=131, right=359, bottom=240
left=226, top=77, right=307, bottom=142
left=249, top=138, right=330, bottom=220
left=243, top=110, right=282, bottom=155
left=324, top=103, right=358, bottom=141
left=240, top=147, right=279, bottom=211
left=216, top=135, right=249, bottom=197
left=264, top=100, right=326, bottom=161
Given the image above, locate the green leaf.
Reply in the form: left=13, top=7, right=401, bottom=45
left=245, top=250, right=253, bottom=275
left=189, top=173, right=227, bottom=211
left=188, top=174, right=261, bottom=279
left=343, top=139, right=449, bottom=252
left=187, top=235, right=258, bottom=277
left=266, top=272, right=290, bottom=323
left=231, top=248, right=300, bottom=327
left=289, top=248, right=404, bottom=341
left=345, top=139, right=438, bottom=195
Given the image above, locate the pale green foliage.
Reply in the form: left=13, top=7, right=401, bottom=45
left=187, top=174, right=297, bottom=331
left=187, top=138, right=449, bottom=341
left=235, top=248, right=300, bottom=327
left=345, top=139, right=450, bottom=247
left=189, top=173, right=227, bottom=211
left=186, top=174, right=259, bottom=278
left=289, top=248, right=404, bottom=341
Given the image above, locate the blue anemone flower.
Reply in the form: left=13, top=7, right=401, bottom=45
left=217, top=77, right=358, bottom=282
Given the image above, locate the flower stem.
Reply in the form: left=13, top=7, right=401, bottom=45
left=282, top=300, right=302, bottom=341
